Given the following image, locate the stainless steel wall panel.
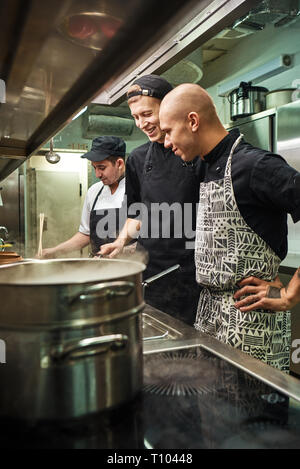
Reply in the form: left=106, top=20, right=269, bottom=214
left=0, top=170, right=24, bottom=253
left=228, top=114, right=273, bottom=151
left=276, top=100, right=300, bottom=172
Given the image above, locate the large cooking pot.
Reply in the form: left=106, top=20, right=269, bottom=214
left=229, top=81, right=268, bottom=121
left=0, top=258, right=145, bottom=421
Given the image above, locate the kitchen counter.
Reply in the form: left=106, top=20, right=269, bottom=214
left=0, top=304, right=300, bottom=449
left=280, top=253, right=300, bottom=275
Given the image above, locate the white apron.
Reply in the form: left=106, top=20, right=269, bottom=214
left=194, top=135, right=291, bottom=372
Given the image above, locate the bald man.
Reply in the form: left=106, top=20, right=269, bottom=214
left=160, top=83, right=300, bottom=372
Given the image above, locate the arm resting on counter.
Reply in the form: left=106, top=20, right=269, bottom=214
left=37, top=232, right=90, bottom=259
left=234, top=269, right=300, bottom=312
left=98, top=218, right=141, bottom=258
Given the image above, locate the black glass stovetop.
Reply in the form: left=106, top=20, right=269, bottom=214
left=0, top=346, right=300, bottom=449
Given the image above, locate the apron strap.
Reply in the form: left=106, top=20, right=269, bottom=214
left=224, top=134, right=244, bottom=178
left=91, top=184, right=104, bottom=211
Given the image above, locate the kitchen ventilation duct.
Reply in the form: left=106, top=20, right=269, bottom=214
left=162, top=49, right=203, bottom=86
left=82, top=111, right=134, bottom=138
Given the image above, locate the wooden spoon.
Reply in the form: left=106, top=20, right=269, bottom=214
left=37, top=213, right=45, bottom=258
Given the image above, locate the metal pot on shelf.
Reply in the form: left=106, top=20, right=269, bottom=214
left=229, top=81, right=268, bottom=121
left=0, top=258, right=146, bottom=421
left=266, top=88, right=297, bottom=109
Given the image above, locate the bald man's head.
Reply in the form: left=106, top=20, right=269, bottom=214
left=159, top=83, right=227, bottom=161
left=160, top=83, right=218, bottom=125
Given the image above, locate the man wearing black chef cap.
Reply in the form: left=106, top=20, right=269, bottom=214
left=100, top=75, right=206, bottom=326
left=39, top=136, right=127, bottom=258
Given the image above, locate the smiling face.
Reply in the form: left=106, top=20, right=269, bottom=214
left=129, top=96, right=165, bottom=143
left=92, top=158, right=124, bottom=186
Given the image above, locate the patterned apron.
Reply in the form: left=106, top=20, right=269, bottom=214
left=194, top=135, right=291, bottom=372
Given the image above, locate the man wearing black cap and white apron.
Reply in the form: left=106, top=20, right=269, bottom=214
left=40, top=136, right=126, bottom=258
left=159, top=83, right=300, bottom=372
left=100, top=75, right=206, bottom=326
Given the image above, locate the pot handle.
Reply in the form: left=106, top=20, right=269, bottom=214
left=51, top=334, right=128, bottom=362
left=68, top=281, right=135, bottom=305
left=142, top=264, right=180, bottom=288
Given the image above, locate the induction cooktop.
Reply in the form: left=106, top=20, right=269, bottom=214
left=142, top=346, right=300, bottom=449
left=0, top=307, right=299, bottom=449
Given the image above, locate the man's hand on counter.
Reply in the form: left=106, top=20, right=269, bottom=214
left=234, top=270, right=300, bottom=312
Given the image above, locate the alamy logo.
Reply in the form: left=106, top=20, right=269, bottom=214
left=0, top=339, right=6, bottom=364
left=95, top=197, right=198, bottom=249
left=291, top=339, right=300, bottom=364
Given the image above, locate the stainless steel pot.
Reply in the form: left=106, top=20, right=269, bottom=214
left=229, top=82, right=268, bottom=121
left=266, top=88, right=297, bottom=109
left=0, top=258, right=145, bottom=421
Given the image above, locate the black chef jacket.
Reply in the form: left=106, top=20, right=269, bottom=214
left=125, top=141, right=206, bottom=325
left=126, top=141, right=206, bottom=269
left=203, top=128, right=300, bottom=260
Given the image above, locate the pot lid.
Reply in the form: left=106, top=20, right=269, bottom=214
left=0, top=258, right=146, bottom=327
left=0, top=258, right=145, bottom=285
left=230, top=81, right=268, bottom=93
left=266, top=88, right=297, bottom=95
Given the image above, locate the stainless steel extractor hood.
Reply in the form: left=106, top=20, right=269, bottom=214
left=0, top=0, right=259, bottom=182
left=91, top=0, right=261, bottom=105
left=0, top=0, right=206, bottom=182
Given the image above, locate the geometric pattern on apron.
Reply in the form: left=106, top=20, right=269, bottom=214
left=194, top=135, right=291, bottom=372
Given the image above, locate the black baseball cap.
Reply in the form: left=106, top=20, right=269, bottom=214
left=81, top=136, right=126, bottom=162
left=127, top=74, right=173, bottom=101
